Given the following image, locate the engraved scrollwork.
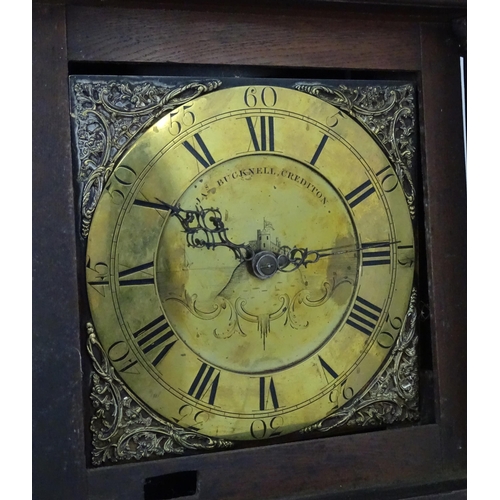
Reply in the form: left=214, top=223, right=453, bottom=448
left=86, top=322, right=232, bottom=465
left=71, top=79, right=222, bottom=237
left=294, top=83, right=417, bottom=218
left=302, top=288, right=418, bottom=433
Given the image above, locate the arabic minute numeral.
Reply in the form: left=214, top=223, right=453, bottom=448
left=244, top=86, right=278, bottom=108
left=167, top=104, right=196, bottom=136
left=398, top=244, right=415, bottom=267
left=86, top=259, right=109, bottom=295
left=328, top=380, right=354, bottom=411
left=376, top=165, right=399, bottom=193
left=107, top=340, right=140, bottom=374
left=171, top=404, right=209, bottom=431
left=377, top=314, right=403, bottom=349
left=250, top=416, right=284, bottom=439
left=105, top=164, right=137, bottom=205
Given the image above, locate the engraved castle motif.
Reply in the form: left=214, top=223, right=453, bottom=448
left=248, top=219, right=281, bottom=253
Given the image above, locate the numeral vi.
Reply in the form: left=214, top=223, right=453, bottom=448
left=259, top=376, right=279, bottom=411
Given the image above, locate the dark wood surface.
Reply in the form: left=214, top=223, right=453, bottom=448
left=33, top=1, right=466, bottom=499
left=88, top=425, right=444, bottom=499
left=67, top=5, right=421, bottom=70
left=32, top=4, right=88, bottom=500
left=419, top=22, right=467, bottom=472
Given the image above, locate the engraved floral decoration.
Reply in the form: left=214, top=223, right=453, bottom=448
left=301, top=288, right=418, bottom=433
left=294, top=83, right=417, bottom=218
left=86, top=322, right=232, bottom=465
left=168, top=276, right=350, bottom=350
left=70, top=78, right=221, bottom=237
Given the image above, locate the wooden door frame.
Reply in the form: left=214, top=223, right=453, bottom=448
left=33, top=2, right=466, bottom=499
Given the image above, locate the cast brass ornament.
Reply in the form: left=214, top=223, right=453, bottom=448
left=70, top=79, right=221, bottom=236
left=87, top=323, right=232, bottom=465
left=302, top=287, right=418, bottom=432
left=294, top=83, right=417, bottom=218
left=73, top=79, right=419, bottom=462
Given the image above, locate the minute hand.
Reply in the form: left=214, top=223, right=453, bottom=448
left=279, top=241, right=400, bottom=270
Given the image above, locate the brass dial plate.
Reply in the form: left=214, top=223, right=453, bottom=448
left=86, top=85, right=415, bottom=440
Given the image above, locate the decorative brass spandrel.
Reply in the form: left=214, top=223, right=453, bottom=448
left=87, top=322, right=233, bottom=465
left=301, top=287, right=418, bottom=432
left=72, top=78, right=419, bottom=463
left=294, top=83, right=417, bottom=218
left=70, top=78, right=221, bottom=236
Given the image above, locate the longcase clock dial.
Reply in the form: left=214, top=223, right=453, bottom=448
left=85, top=85, right=415, bottom=440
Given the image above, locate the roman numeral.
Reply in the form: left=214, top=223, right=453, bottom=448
left=310, top=134, right=329, bottom=166
left=182, top=133, right=215, bottom=168
left=187, top=363, right=220, bottom=406
left=318, top=356, right=339, bottom=382
left=362, top=242, right=391, bottom=266
left=346, top=296, right=382, bottom=336
left=118, top=261, right=154, bottom=286
left=345, top=179, right=376, bottom=209
left=259, top=376, right=279, bottom=411
left=132, top=315, right=177, bottom=367
left=246, top=116, right=275, bottom=151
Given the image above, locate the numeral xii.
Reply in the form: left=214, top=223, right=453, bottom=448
left=246, top=116, right=275, bottom=151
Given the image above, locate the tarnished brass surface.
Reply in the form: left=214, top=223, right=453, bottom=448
left=87, top=322, right=232, bottom=465
left=302, top=287, right=418, bottom=432
left=84, top=84, right=415, bottom=443
left=70, top=79, right=221, bottom=236
left=295, top=83, right=417, bottom=218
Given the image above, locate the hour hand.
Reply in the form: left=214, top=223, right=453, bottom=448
left=277, top=241, right=400, bottom=271
left=160, top=201, right=254, bottom=262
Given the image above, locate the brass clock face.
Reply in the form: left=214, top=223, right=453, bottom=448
left=86, top=85, right=415, bottom=440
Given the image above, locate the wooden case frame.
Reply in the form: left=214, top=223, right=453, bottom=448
left=33, top=1, right=466, bottom=499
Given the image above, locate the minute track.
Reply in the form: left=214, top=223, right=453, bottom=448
left=86, top=84, right=415, bottom=441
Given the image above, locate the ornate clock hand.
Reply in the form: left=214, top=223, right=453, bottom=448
left=160, top=200, right=255, bottom=262
left=277, top=240, right=400, bottom=272
left=161, top=200, right=399, bottom=278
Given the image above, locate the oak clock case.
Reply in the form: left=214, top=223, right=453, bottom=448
left=72, top=78, right=418, bottom=464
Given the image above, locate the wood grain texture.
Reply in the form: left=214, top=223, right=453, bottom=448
left=33, top=4, right=88, bottom=500
left=67, top=5, right=421, bottom=70
left=88, top=425, right=443, bottom=500
left=36, top=0, right=468, bottom=9
left=419, top=23, right=467, bottom=472
left=32, top=1, right=467, bottom=498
